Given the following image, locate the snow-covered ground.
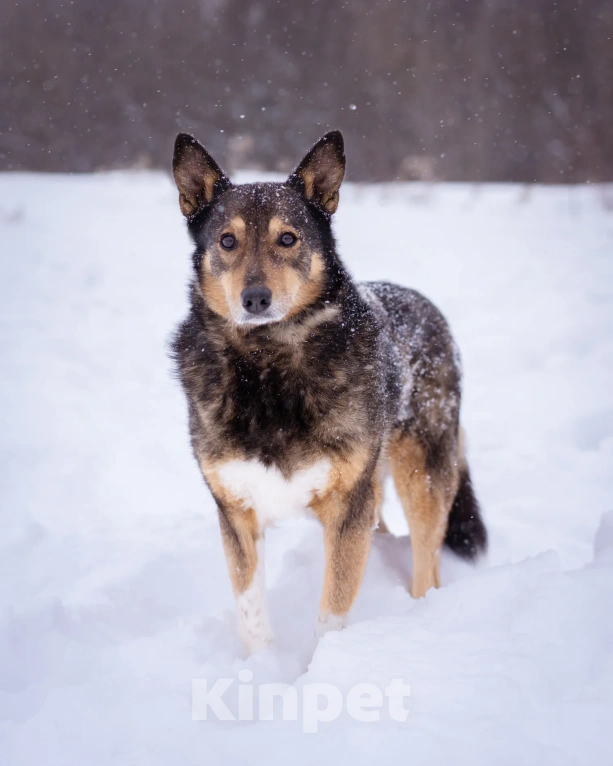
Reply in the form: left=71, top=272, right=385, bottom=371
left=1, top=172, right=612, bottom=764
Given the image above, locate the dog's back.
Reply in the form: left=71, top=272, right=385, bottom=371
left=360, top=281, right=487, bottom=562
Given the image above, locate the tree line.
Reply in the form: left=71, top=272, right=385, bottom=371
left=1, top=0, right=611, bottom=182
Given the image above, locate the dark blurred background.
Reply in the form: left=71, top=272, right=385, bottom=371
left=1, top=0, right=612, bottom=182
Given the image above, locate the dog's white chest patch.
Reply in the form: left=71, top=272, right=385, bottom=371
left=216, top=458, right=331, bottom=527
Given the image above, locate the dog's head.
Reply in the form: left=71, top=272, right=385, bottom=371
left=172, top=131, right=345, bottom=326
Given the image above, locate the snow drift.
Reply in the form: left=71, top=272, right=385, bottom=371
left=1, top=173, right=612, bottom=764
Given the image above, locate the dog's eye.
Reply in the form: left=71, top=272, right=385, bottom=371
left=220, top=233, right=237, bottom=250
left=279, top=232, right=297, bottom=247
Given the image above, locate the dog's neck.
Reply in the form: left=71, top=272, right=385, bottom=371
left=218, top=299, right=344, bottom=356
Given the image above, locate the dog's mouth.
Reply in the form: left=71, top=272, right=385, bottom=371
left=231, top=302, right=289, bottom=327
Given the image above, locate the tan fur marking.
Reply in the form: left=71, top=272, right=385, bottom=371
left=319, top=519, right=372, bottom=617
left=389, top=434, right=458, bottom=598
left=319, top=469, right=380, bottom=618
left=219, top=507, right=259, bottom=595
left=267, top=216, right=299, bottom=247
left=322, top=191, right=340, bottom=214
left=179, top=193, right=196, bottom=217
left=224, top=216, right=246, bottom=242
left=202, top=246, right=323, bottom=324
left=264, top=258, right=300, bottom=304
left=301, top=169, right=315, bottom=201
left=272, top=304, right=340, bottom=347
left=284, top=252, right=326, bottom=318
left=219, top=260, right=249, bottom=317
left=200, top=253, right=233, bottom=320
left=309, top=446, right=371, bottom=520
left=202, top=174, right=219, bottom=205
left=199, top=459, right=260, bottom=595
left=310, top=449, right=379, bottom=619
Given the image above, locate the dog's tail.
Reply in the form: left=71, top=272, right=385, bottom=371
left=444, top=434, right=487, bottom=559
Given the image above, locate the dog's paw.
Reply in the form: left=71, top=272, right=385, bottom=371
left=242, top=630, right=274, bottom=656
left=238, top=613, right=274, bottom=655
left=314, top=612, right=346, bottom=640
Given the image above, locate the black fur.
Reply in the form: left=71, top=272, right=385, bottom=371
left=445, top=467, right=488, bottom=558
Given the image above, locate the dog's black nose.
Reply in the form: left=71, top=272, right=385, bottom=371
left=241, top=286, right=272, bottom=314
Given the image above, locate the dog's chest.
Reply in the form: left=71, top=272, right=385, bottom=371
left=216, top=458, right=331, bottom=526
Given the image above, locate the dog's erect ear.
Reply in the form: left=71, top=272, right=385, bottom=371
left=287, top=131, right=345, bottom=214
left=172, top=133, right=230, bottom=217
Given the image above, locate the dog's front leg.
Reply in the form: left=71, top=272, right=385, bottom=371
left=216, top=501, right=273, bottom=655
left=313, top=471, right=380, bottom=640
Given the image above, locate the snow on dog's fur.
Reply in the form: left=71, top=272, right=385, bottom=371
left=171, top=131, right=487, bottom=654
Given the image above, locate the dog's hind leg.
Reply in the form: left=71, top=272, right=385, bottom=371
left=216, top=500, right=273, bottom=654
left=389, top=432, right=458, bottom=599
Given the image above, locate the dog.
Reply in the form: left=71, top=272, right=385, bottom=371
left=171, top=130, right=487, bottom=654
